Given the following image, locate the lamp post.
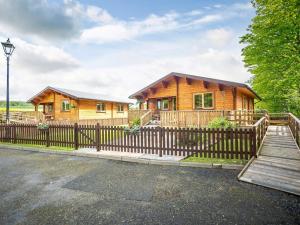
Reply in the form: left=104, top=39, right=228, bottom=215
left=1, top=39, right=15, bottom=123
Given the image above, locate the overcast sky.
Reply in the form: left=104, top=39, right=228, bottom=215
left=0, top=0, right=254, bottom=102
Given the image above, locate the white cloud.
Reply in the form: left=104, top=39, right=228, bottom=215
left=189, top=14, right=223, bottom=26
left=64, top=0, right=114, bottom=24
left=13, top=39, right=79, bottom=73
left=204, top=28, right=233, bottom=47
left=80, top=12, right=223, bottom=44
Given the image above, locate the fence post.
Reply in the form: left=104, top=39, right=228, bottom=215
left=74, top=123, right=79, bottom=150
left=13, top=125, right=16, bottom=144
left=46, top=128, right=50, bottom=147
left=158, top=127, right=163, bottom=157
left=252, top=126, right=257, bottom=157
left=96, top=123, right=100, bottom=151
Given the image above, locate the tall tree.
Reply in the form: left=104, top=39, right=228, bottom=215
left=240, top=0, right=300, bottom=115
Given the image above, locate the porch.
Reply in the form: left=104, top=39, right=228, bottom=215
left=38, top=102, right=54, bottom=121
left=141, top=97, right=177, bottom=116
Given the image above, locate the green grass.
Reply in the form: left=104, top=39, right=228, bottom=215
left=0, top=107, right=35, bottom=112
left=0, top=142, right=74, bottom=151
left=182, top=155, right=247, bottom=165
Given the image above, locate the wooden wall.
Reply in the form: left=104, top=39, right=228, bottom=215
left=78, top=100, right=128, bottom=120
left=33, top=90, right=128, bottom=121
left=53, top=92, right=78, bottom=121
left=142, top=76, right=255, bottom=111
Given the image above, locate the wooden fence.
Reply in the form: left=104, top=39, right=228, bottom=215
left=47, top=118, right=128, bottom=126
left=160, top=110, right=265, bottom=128
left=0, top=118, right=268, bottom=159
left=289, top=113, right=300, bottom=147
left=0, top=111, right=44, bottom=123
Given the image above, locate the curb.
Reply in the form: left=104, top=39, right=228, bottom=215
left=0, top=145, right=244, bottom=170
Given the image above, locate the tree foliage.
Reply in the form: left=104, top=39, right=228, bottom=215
left=240, top=0, right=300, bottom=116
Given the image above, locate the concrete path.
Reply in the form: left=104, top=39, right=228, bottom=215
left=77, top=148, right=185, bottom=161
left=239, top=126, right=300, bottom=196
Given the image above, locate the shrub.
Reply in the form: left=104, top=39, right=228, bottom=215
left=208, top=117, right=236, bottom=129
left=131, top=118, right=140, bottom=127
left=124, top=125, right=140, bottom=135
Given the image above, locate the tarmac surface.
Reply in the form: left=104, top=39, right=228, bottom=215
left=0, top=148, right=299, bottom=225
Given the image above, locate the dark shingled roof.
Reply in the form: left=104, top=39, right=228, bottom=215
left=129, top=72, right=261, bottom=100
left=28, top=86, right=131, bottom=104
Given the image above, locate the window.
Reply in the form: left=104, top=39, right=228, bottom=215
left=172, top=98, right=177, bottom=110
left=157, top=100, right=161, bottom=110
left=243, top=96, right=248, bottom=110
left=117, top=104, right=124, bottom=112
left=96, top=103, right=106, bottom=112
left=193, top=93, right=214, bottom=109
left=61, top=100, right=70, bottom=111
left=162, top=99, right=169, bottom=110
left=194, top=94, right=203, bottom=109
left=47, top=104, right=53, bottom=113
left=204, top=93, right=213, bottom=108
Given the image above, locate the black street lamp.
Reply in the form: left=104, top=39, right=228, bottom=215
left=1, top=38, right=15, bottom=123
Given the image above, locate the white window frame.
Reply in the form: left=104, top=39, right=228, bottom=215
left=193, top=92, right=214, bottom=110
left=61, top=100, right=70, bottom=112
left=117, top=104, right=124, bottom=113
left=96, top=102, right=106, bottom=113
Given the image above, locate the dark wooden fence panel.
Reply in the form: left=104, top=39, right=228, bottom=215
left=0, top=121, right=269, bottom=160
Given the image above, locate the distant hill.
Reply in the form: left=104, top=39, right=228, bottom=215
left=0, top=101, right=34, bottom=110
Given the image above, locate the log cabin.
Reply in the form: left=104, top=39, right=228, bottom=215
left=28, top=86, right=130, bottom=122
left=129, top=72, right=261, bottom=113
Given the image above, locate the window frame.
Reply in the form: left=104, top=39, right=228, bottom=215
left=117, top=104, right=124, bottom=113
left=161, top=99, right=169, bottom=110
left=243, top=95, right=248, bottom=110
left=96, top=102, right=106, bottom=113
left=61, top=100, right=70, bottom=112
left=47, top=104, right=53, bottom=113
left=193, top=92, right=214, bottom=110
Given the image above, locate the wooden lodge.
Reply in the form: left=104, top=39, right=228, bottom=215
left=28, top=87, right=130, bottom=122
left=129, top=72, right=261, bottom=112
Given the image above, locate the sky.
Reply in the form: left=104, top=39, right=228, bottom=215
left=0, top=0, right=254, bottom=103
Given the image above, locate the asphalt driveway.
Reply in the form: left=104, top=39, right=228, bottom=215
left=0, top=148, right=299, bottom=225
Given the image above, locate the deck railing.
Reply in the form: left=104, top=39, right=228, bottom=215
left=253, top=116, right=268, bottom=155
left=288, top=113, right=300, bottom=147
left=140, top=110, right=153, bottom=126
left=267, top=113, right=289, bottom=125
left=160, top=110, right=265, bottom=128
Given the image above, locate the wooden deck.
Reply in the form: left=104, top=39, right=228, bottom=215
left=239, top=126, right=300, bottom=196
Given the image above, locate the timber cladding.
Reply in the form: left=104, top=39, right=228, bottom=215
left=130, top=73, right=259, bottom=111
left=28, top=87, right=129, bottom=122
left=78, top=100, right=128, bottom=120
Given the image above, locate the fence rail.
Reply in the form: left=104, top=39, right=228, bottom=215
left=267, top=113, right=289, bottom=125
left=160, top=110, right=265, bottom=128
left=140, top=110, right=153, bottom=126
left=0, top=120, right=268, bottom=159
left=288, top=113, right=300, bottom=147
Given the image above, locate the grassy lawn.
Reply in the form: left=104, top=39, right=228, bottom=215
left=0, top=142, right=74, bottom=151
left=182, top=155, right=247, bottom=165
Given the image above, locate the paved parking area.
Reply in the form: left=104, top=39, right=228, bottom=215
left=0, top=148, right=299, bottom=225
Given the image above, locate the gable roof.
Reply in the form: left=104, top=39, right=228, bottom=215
left=129, top=72, right=261, bottom=100
left=28, top=86, right=131, bottom=104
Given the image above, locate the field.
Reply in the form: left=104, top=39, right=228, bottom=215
left=0, top=107, right=35, bottom=112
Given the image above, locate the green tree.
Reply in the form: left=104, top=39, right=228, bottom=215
left=240, top=0, right=300, bottom=116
